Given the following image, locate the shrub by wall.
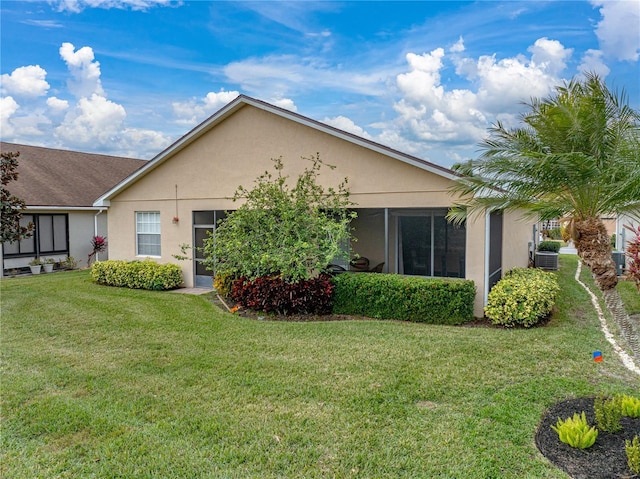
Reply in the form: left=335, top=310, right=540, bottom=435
left=484, top=267, right=559, bottom=327
left=331, top=273, right=475, bottom=325
left=91, top=260, right=183, bottom=291
left=230, top=274, right=334, bottom=315
left=538, top=240, right=561, bottom=253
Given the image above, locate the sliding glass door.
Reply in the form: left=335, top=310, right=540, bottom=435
left=397, top=209, right=465, bottom=278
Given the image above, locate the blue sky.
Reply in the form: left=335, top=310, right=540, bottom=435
left=1, top=0, right=639, bottom=168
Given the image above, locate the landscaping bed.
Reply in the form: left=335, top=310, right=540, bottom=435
left=536, top=396, right=639, bottom=478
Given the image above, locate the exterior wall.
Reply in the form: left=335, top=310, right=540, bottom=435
left=106, top=104, right=533, bottom=318
left=502, top=210, right=534, bottom=272
left=69, top=210, right=109, bottom=267
left=464, top=213, right=487, bottom=317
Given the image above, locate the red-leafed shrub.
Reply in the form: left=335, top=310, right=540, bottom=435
left=230, top=274, right=334, bottom=315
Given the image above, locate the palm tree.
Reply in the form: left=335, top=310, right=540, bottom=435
left=449, top=73, right=640, bottom=290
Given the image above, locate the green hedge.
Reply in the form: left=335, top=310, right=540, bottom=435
left=91, top=260, right=183, bottom=291
left=332, top=273, right=475, bottom=324
left=538, top=240, right=561, bottom=253
left=484, top=267, right=559, bottom=327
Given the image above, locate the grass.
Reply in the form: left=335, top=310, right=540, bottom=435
left=617, top=277, right=640, bottom=314
left=1, top=256, right=638, bottom=478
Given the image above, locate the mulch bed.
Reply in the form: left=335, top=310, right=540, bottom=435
left=536, top=397, right=639, bottom=479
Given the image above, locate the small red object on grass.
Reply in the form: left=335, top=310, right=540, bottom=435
left=593, top=351, right=603, bottom=362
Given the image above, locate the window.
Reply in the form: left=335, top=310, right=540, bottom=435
left=136, top=212, right=161, bottom=256
left=2, top=214, right=69, bottom=258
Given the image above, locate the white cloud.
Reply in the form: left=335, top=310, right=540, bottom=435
left=172, top=90, right=239, bottom=125
left=270, top=97, right=297, bottom=112
left=224, top=55, right=388, bottom=98
left=389, top=38, right=570, bottom=154
left=56, top=0, right=177, bottom=13
left=578, top=49, right=611, bottom=77
left=450, top=37, right=465, bottom=53
left=0, top=96, right=20, bottom=137
left=46, top=96, right=70, bottom=113
left=59, top=42, right=104, bottom=98
left=591, top=0, right=640, bottom=62
left=117, top=128, right=172, bottom=158
left=528, top=38, right=573, bottom=76
left=322, top=116, right=372, bottom=139
left=0, top=65, right=50, bottom=98
left=55, top=93, right=126, bottom=146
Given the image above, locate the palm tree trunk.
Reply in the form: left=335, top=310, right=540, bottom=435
left=574, top=217, right=617, bottom=290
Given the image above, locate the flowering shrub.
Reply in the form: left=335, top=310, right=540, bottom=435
left=624, top=224, right=640, bottom=291
left=485, top=267, right=559, bottom=327
left=87, top=235, right=107, bottom=265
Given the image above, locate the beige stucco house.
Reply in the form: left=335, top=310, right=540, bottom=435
left=1, top=142, right=146, bottom=275
left=94, top=95, right=534, bottom=316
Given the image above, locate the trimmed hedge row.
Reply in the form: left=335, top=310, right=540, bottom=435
left=484, top=267, right=559, bottom=327
left=331, top=273, right=475, bottom=325
left=91, top=260, right=183, bottom=291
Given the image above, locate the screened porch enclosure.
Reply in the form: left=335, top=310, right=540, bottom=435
left=350, top=208, right=466, bottom=278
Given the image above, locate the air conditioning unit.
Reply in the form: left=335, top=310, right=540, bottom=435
left=534, top=252, right=558, bottom=270
left=612, top=251, right=626, bottom=276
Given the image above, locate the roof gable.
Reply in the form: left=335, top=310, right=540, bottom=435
left=1, top=142, right=147, bottom=208
left=94, top=95, right=459, bottom=207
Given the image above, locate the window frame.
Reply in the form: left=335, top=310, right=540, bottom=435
left=1, top=213, right=69, bottom=258
left=135, top=211, right=161, bottom=257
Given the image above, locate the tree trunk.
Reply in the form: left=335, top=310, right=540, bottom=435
left=574, top=217, right=617, bottom=290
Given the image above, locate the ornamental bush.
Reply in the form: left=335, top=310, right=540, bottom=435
left=538, top=240, right=561, bottom=253
left=231, top=274, right=334, bottom=315
left=203, top=154, right=356, bottom=283
left=332, top=273, right=475, bottom=324
left=551, top=412, right=598, bottom=450
left=91, top=260, right=183, bottom=291
left=485, top=267, right=559, bottom=327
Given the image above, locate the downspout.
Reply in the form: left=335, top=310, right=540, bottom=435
left=483, top=210, right=491, bottom=306
left=94, top=209, right=105, bottom=261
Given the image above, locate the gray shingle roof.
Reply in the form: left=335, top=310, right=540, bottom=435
left=1, top=142, right=147, bottom=208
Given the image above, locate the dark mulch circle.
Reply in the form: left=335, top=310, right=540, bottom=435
left=536, top=397, right=640, bottom=479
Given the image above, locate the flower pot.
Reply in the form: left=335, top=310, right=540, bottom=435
left=29, top=265, right=42, bottom=275
left=43, top=263, right=54, bottom=273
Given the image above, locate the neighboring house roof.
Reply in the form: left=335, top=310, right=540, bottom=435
left=1, top=142, right=147, bottom=209
left=94, top=95, right=460, bottom=207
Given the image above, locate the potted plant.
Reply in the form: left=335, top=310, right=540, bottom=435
left=28, top=258, right=42, bottom=275
left=43, top=258, right=55, bottom=273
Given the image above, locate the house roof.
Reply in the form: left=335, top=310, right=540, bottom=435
left=0, top=142, right=147, bottom=209
left=94, top=95, right=460, bottom=207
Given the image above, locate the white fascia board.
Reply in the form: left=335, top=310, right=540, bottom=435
left=26, top=205, right=107, bottom=211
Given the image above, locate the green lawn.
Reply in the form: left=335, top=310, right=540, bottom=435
left=1, top=256, right=638, bottom=478
left=617, top=277, right=640, bottom=314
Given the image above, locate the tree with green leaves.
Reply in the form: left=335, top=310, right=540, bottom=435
left=203, top=154, right=356, bottom=282
left=1, top=150, right=33, bottom=244
left=449, top=73, right=640, bottom=290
